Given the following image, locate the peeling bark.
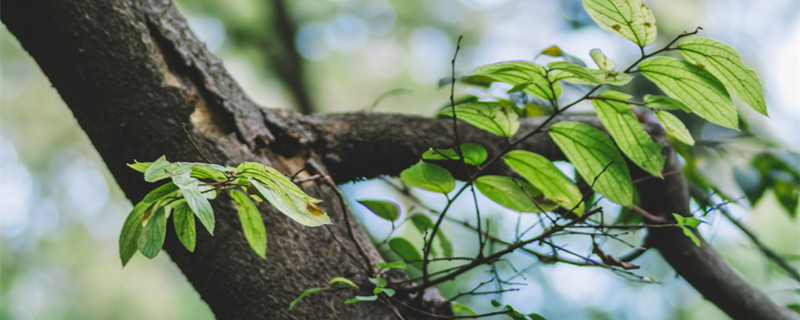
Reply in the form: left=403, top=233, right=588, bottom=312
left=2, top=0, right=797, bottom=319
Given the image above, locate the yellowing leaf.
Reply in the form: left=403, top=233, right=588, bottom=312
left=582, top=0, right=657, bottom=47
left=590, top=48, right=616, bottom=70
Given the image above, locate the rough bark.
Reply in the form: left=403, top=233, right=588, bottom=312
left=2, top=0, right=797, bottom=319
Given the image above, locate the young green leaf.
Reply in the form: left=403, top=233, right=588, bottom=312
left=388, top=237, right=423, bottom=269
left=451, top=301, right=478, bottom=315
left=678, top=37, right=767, bottom=115
left=438, top=231, right=453, bottom=258
left=549, top=121, right=633, bottom=206
left=591, top=91, right=665, bottom=177
left=378, top=261, right=407, bottom=270
left=473, top=61, right=561, bottom=100
left=655, top=111, right=695, bottom=145
left=673, top=213, right=702, bottom=247
left=643, top=94, right=691, bottom=112
left=422, top=143, right=488, bottom=166
left=344, top=295, right=379, bottom=304
left=231, top=189, right=267, bottom=258
left=410, top=213, right=435, bottom=233
left=504, top=150, right=585, bottom=214
left=438, top=102, right=519, bottom=137
left=288, top=287, right=323, bottom=309
left=590, top=48, right=615, bottom=70
left=120, top=201, right=150, bottom=266
left=582, top=0, right=657, bottom=47
left=400, top=161, right=455, bottom=194
left=330, top=277, right=359, bottom=289
left=548, top=61, right=633, bottom=86
left=474, top=175, right=557, bottom=213
left=173, top=170, right=215, bottom=235
left=357, top=199, right=400, bottom=222
left=191, top=164, right=229, bottom=181
left=172, top=200, right=197, bottom=252
left=127, top=161, right=153, bottom=173
left=369, top=277, right=388, bottom=288
left=137, top=206, right=167, bottom=259
left=638, top=56, right=737, bottom=129
left=144, top=156, right=192, bottom=182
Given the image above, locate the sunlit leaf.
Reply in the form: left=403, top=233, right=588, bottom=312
left=120, top=201, right=150, bottom=267
left=638, top=56, right=737, bottom=129
left=144, top=156, right=192, bottom=182
left=475, top=175, right=557, bottom=213
left=389, top=237, right=423, bottom=269
left=504, top=150, right=585, bottom=214
left=330, top=277, right=359, bottom=289
left=137, top=206, right=167, bottom=259
left=679, top=37, right=767, bottom=115
left=400, top=161, right=455, bottom=194
left=582, top=0, right=657, bottom=47
left=231, top=189, right=267, bottom=258
left=191, top=163, right=229, bottom=181
left=473, top=61, right=561, bottom=100
left=540, top=45, right=563, bottom=57
left=673, top=213, right=702, bottom=247
left=452, top=301, right=478, bottom=315
left=590, top=48, right=615, bottom=70
left=643, top=94, right=691, bottom=112
left=655, top=111, right=695, bottom=145
left=591, top=91, right=665, bottom=177
left=422, top=143, right=488, bottom=165
left=172, top=200, right=196, bottom=253
left=438, top=102, right=519, bottom=137
left=549, top=121, right=633, bottom=206
left=357, top=199, right=400, bottom=222
left=248, top=178, right=331, bottom=227
left=288, top=288, right=323, bottom=310
left=548, top=61, right=633, bottom=86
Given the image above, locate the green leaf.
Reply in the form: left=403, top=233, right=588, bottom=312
left=643, top=94, right=691, bottom=112
left=678, top=37, right=767, bottom=115
left=191, top=164, right=229, bottom=181
left=591, top=91, right=665, bottom=177
left=379, top=288, right=395, bottom=297
left=144, top=156, right=192, bottom=182
left=475, top=175, right=557, bottom=213
left=452, top=301, right=478, bottom=315
left=422, top=143, right=488, bottom=165
left=438, top=231, right=453, bottom=258
left=438, top=102, right=519, bottom=137
left=410, top=214, right=435, bottom=233
left=655, top=111, right=695, bottom=145
left=288, top=287, right=323, bottom=309
left=172, top=170, right=215, bottom=235
left=231, top=189, right=267, bottom=258
left=378, top=261, right=407, bottom=270
left=344, top=295, right=378, bottom=304
left=582, top=0, right=657, bottom=47
left=137, top=206, right=167, bottom=259
left=237, top=163, right=331, bottom=227
left=357, top=199, right=400, bottom=222
left=120, top=202, right=151, bottom=266
left=638, top=56, right=737, bottom=129
left=400, top=161, right=455, bottom=194
left=127, top=161, right=153, bottom=173
left=548, top=61, right=633, bottom=86
left=369, top=277, right=388, bottom=288
left=590, top=48, right=615, bottom=70
left=672, top=213, right=702, bottom=247
left=540, top=45, right=563, bottom=57
left=172, top=200, right=196, bottom=252
left=473, top=61, right=561, bottom=100
left=389, top=237, right=423, bottom=269
left=504, top=150, right=585, bottom=214
left=549, top=121, right=634, bottom=206
left=329, top=277, right=359, bottom=289
left=141, top=182, right=179, bottom=203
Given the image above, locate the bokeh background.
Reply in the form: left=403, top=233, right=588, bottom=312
left=1, top=0, right=798, bottom=319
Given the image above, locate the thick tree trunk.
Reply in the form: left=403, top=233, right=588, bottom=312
left=2, top=0, right=796, bottom=319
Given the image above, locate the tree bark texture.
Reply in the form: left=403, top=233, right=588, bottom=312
left=3, top=0, right=797, bottom=319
